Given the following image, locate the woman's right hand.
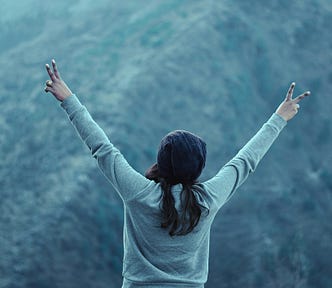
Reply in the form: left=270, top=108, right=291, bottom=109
left=44, top=59, right=73, bottom=102
left=275, top=82, right=311, bottom=121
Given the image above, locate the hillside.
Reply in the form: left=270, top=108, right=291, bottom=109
left=0, top=1, right=331, bottom=287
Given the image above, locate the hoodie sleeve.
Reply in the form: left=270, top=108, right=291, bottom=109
left=60, top=94, right=151, bottom=202
left=203, top=113, right=287, bottom=210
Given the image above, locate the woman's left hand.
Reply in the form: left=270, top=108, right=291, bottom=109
left=275, top=82, right=311, bottom=121
left=44, top=59, right=73, bottom=102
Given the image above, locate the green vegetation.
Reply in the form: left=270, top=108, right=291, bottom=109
left=0, top=0, right=331, bottom=287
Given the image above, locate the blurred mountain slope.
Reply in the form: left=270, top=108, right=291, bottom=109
left=0, top=0, right=331, bottom=287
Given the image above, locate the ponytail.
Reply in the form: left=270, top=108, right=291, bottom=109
left=145, top=164, right=207, bottom=236
left=160, top=179, right=179, bottom=235
left=178, top=182, right=202, bottom=235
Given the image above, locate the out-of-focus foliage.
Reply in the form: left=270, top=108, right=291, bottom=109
left=0, top=0, right=331, bottom=287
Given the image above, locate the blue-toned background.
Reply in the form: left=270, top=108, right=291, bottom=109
left=0, top=1, right=331, bottom=287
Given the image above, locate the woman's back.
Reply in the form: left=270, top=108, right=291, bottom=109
left=122, top=182, right=215, bottom=287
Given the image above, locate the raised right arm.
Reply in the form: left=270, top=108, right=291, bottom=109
left=44, top=59, right=152, bottom=202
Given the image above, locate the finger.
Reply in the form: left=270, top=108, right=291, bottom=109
left=293, top=91, right=311, bottom=103
left=45, top=63, right=56, bottom=81
left=44, top=86, right=55, bottom=93
left=286, top=82, right=296, bottom=101
left=52, top=59, right=61, bottom=79
left=45, top=80, right=52, bottom=87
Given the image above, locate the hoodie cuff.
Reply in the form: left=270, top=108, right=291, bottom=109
left=268, top=112, right=287, bottom=131
left=60, top=94, right=83, bottom=115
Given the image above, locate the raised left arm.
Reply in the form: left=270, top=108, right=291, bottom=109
left=203, top=82, right=310, bottom=210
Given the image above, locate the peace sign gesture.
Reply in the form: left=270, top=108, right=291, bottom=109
left=275, top=82, right=311, bottom=121
left=44, top=59, right=73, bottom=102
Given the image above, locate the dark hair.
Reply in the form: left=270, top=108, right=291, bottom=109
left=145, top=164, right=208, bottom=236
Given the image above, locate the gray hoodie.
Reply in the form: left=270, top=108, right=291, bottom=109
left=60, top=94, right=287, bottom=288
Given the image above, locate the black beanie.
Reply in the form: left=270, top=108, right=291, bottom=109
left=157, top=130, right=207, bottom=184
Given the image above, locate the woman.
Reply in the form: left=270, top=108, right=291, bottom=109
left=44, top=59, right=310, bottom=288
